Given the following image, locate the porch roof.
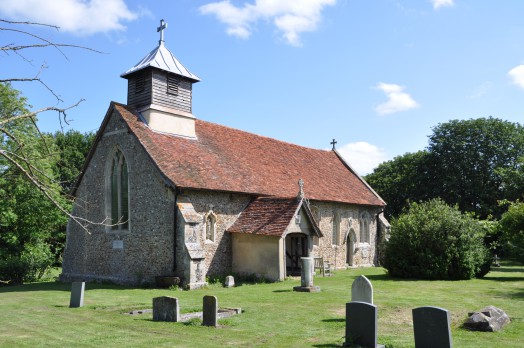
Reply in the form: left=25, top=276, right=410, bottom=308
left=228, top=197, right=321, bottom=237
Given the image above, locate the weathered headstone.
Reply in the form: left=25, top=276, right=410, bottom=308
left=202, top=295, right=218, bottom=327
left=69, top=281, right=85, bottom=308
left=224, top=275, right=235, bottom=288
left=412, top=306, right=452, bottom=348
left=344, top=301, right=384, bottom=348
left=152, top=296, right=180, bottom=322
left=351, top=275, right=373, bottom=304
left=463, top=306, right=510, bottom=332
left=293, top=257, right=320, bottom=292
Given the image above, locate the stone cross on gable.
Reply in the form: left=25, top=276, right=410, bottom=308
left=157, top=19, right=168, bottom=45
left=298, top=178, right=305, bottom=198
left=331, top=139, right=337, bottom=150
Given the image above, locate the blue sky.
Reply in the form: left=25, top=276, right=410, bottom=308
left=2, top=0, right=524, bottom=175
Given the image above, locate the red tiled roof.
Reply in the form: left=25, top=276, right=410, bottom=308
left=228, top=197, right=300, bottom=236
left=112, top=103, right=385, bottom=206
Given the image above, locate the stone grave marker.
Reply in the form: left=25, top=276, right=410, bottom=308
left=153, top=296, right=180, bottom=322
left=69, top=281, right=85, bottom=308
left=351, top=275, right=373, bottom=304
left=344, top=301, right=384, bottom=347
left=202, top=295, right=218, bottom=327
left=224, top=275, right=235, bottom=288
left=293, top=257, right=320, bottom=292
left=463, top=305, right=510, bottom=332
left=412, top=306, right=452, bottom=348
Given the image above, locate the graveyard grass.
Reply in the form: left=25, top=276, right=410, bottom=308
left=0, top=261, right=522, bottom=347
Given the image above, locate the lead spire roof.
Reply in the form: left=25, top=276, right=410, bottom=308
left=120, top=19, right=200, bottom=82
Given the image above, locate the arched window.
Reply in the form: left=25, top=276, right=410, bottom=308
left=332, top=213, right=340, bottom=245
left=205, top=211, right=216, bottom=242
left=360, top=213, right=370, bottom=244
left=110, top=150, right=129, bottom=230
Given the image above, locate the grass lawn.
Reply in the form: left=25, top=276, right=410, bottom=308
left=0, top=262, right=522, bottom=347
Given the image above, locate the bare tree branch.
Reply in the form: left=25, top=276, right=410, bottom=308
left=0, top=100, right=84, bottom=127
left=0, top=19, right=59, bottom=30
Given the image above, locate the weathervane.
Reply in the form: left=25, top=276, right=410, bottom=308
left=331, top=138, right=337, bottom=150
left=157, top=19, right=168, bottom=46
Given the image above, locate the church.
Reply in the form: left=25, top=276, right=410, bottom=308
left=60, top=21, right=389, bottom=289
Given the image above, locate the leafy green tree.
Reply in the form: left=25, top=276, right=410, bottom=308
left=498, top=201, right=524, bottom=262
left=0, top=83, right=67, bottom=284
left=428, top=117, right=524, bottom=219
left=53, top=130, right=95, bottom=194
left=365, top=151, right=432, bottom=219
left=384, top=199, right=491, bottom=280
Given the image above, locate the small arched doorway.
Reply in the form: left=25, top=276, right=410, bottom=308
left=346, top=229, right=356, bottom=266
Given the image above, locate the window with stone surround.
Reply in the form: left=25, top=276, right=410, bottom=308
left=332, top=213, right=340, bottom=246
left=205, top=211, right=216, bottom=242
left=359, top=212, right=370, bottom=244
left=108, top=150, right=129, bottom=231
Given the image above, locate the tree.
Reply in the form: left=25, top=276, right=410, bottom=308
left=1, top=19, right=100, bottom=230
left=366, top=117, right=524, bottom=220
left=53, top=130, right=95, bottom=194
left=384, top=199, right=491, bottom=280
left=428, top=117, right=524, bottom=219
left=498, top=201, right=524, bottom=262
left=365, top=151, right=432, bottom=219
left=0, top=82, right=67, bottom=284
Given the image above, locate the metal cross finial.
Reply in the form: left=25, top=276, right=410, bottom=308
left=157, top=19, right=168, bottom=46
left=298, top=178, right=304, bottom=198
left=331, top=138, right=337, bottom=150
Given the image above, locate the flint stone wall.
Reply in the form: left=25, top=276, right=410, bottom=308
left=61, top=109, right=175, bottom=285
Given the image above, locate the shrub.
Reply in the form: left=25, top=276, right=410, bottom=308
left=0, top=242, right=54, bottom=285
left=384, top=199, right=491, bottom=280
left=499, top=201, right=524, bottom=262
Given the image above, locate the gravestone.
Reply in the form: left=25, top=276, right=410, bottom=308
left=293, top=257, right=320, bottom=292
left=351, top=275, right=373, bottom=304
left=152, top=296, right=180, bottom=322
left=224, top=275, right=235, bottom=288
left=412, top=306, right=452, bottom=348
left=463, top=305, right=510, bottom=332
left=344, top=301, right=384, bottom=347
left=202, top=295, right=218, bottom=327
left=69, top=281, right=85, bottom=308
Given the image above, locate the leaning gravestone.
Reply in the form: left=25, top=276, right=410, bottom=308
left=351, top=275, right=373, bottom=304
left=463, top=306, right=510, bottom=332
left=202, top=295, right=218, bottom=327
left=344, top=301, right=384, bottom=348
left=153, top=296, right=180, bottom=322
left=69, top=281, right=85, bottom=308
left=412, top=306, right=452, bottom=348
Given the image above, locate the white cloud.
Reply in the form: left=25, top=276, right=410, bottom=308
left=375, top=82, right=419, bottom=115
left=337, top=142, right=388, bottom=176
left=508, top=65, right=524, bottom=89
left=199, top=0, right=336, bottom=46
left=0, top=0, right=138, bottom=35
left=431, top=0, right=454, bottom=9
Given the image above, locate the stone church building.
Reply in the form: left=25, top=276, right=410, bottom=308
left=61, top=22, right=389, bottom=289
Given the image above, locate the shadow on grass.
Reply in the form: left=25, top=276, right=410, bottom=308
left=0, top=281, right=134, bottom=293
left=312, top=344, right=342, bottom=347
left=322, top=318, right=345, bottom=323
left=482, top=276, right=524, bottom=282
left=272, top=289, right=292, bottom=293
